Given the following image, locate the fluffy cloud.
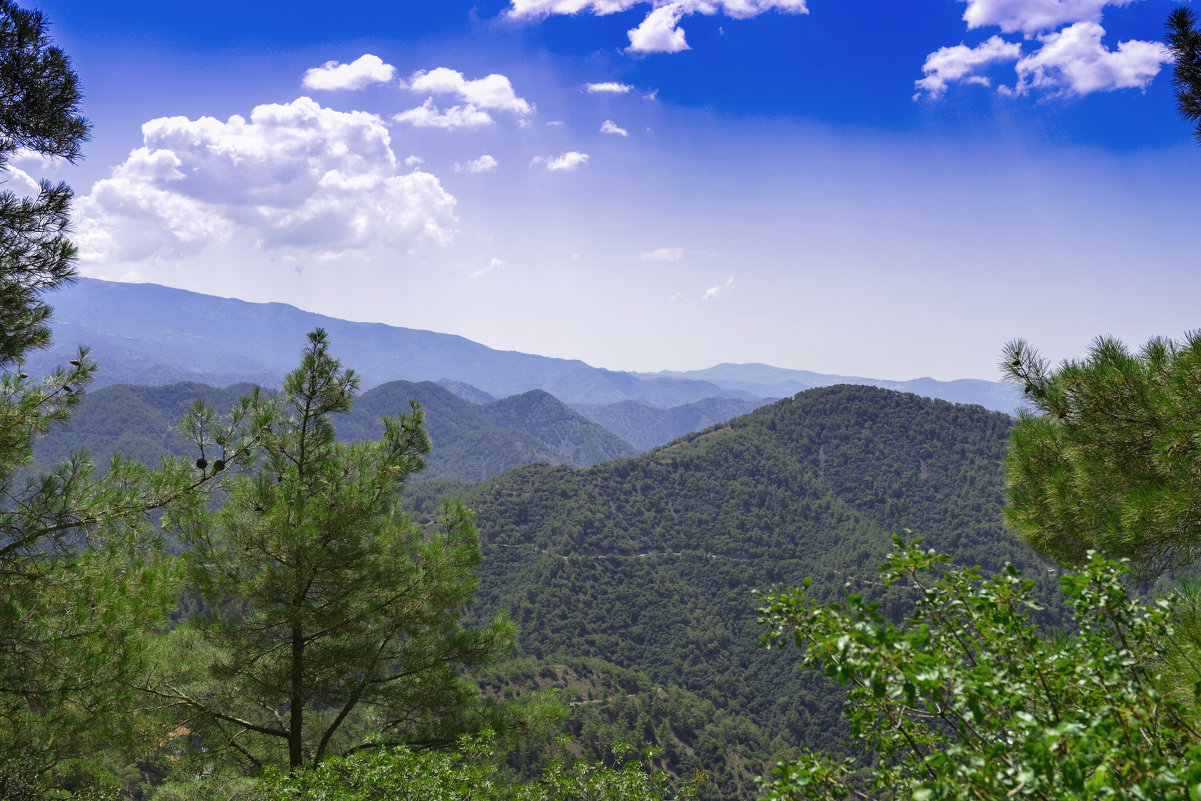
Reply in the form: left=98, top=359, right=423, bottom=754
left=394, top=98, right=494, bottom=129
left=302, top=54, right=396, bottom=91
left=920, top=1, right=1166, bottom=99
left=509, top=0, right=639, bottom=16
left=915, top=35, right=1022, bottom=97
left=600, top=119, right=629, bottom=136
left=456, top=154, right=499, bottom=173
left=641, top=247, right=684, bottom=260
left=586, top=81, right=634, bottom=93
left=702, top=275, right=735, bottom=301
left=404, top=68, right=533, bottom=114
left=1011, top=20, right=1170, bottom=94
left=396, top=68, right=533, bottom=129
left=75, top=97, right=457, bottom=265
left=531, top=151, right=591, bottom=171
left=961, top=0, right=1133, bottom=35
left=509, top=0, right=807, bottom=17
left=4, top=165, right=42, bottom=197
left=508, top=0, right=808, bottom=53
left=628, top=4, right=691, bottom=52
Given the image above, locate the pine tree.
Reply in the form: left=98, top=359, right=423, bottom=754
left=0, top=2, right=246, bottom=783
left=1167, top=7, right=1201, bottom=143
left=152, top=330, right=516, bottom=771
left=1002, top=334, right=1201, bottom=577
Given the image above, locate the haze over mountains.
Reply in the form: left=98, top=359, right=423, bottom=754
left=40, top=278, right=1024, bottom=418
left=24, top=276, right=1047, bottom=799
left=35, top=380, right=638, bottom=484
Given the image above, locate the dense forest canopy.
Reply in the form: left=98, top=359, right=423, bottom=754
left=5, top=2, right=1201, bottom=799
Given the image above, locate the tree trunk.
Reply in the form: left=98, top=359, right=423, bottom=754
left=289, top=622, right=304, bottom=768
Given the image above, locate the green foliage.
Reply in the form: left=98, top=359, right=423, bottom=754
left=0, top=0, right=88, bottom=367
left=572, top=397, right=770, bottom=453
left=406, top=386, right=1059, bottom=797
left=757, top=539, right=1201, bottom=800
left=249, top=732, right=695, bottom=801
left=1167, top=7, right=1201, bottom=143
left=148, top=331, right=517, bottom=770
left=1002, top=334, right=1201, bottom=576
left=475, top=656, right=767, bottom=800
left=337, top=383, right=636, bottom=481
left=35, top=379, right=634, bottom=484
left=0, top=3, right=239, bottom=788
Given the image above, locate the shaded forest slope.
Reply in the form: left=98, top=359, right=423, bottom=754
left=410, top=385, right=1058, bottom=769
left=35, top=379, right=636, bottom=482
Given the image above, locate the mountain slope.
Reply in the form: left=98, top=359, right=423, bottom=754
left=571, top=397, right=775, bottom=451
left=402, top=385, right=1058, bottom=796
left=345, top=382, right=638, bottom=481
left=35, top=278, right=747, bottom=407
left=35, top=279, right=1022, bottom=412
left=34, top=379, right=636, bottom=482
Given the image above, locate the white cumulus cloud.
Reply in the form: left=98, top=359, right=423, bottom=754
left=961, top=0, right=1134, bottom=35
left=921, top=2, right=1167, bottom=99
left=404, top=67, right=533, bottom=114
left=393, top=98, right=494, bottom=129
left=456, top=154, right=499, bottom=173
left=75, top=97, right=458, bottom=265
left=302, top=54, right=396, bottom=91
left=508, top=0, right=639, bottom=17
left=628, top=4, right=691, bottom=52
left=600, top=119, right=629, bottom=136
left=641, top=247, right=684, bottom=261
left=508, top=0, right=808, bottom=53
left=586, top=81, right=634, bottom=93
left=1010, top=20, right=1171, bottom=95
left=915, top=35, right=1022, bottom=98
left=531, top=151, right=591, bottom=171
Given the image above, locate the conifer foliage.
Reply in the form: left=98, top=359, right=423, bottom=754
left=1002, top=334, right=1201, bottom=576
left=153, top=330, right=516, bottom=770
left=1167, top=7, right=1201, bottom=143
left=0, top=1, right=225, bottom=784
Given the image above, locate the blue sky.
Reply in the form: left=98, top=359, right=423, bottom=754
left=21, top=0, right=1201, bottom=380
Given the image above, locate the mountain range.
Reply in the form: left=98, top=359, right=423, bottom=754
left=37, top=278, right=1025, bottom=415
left=34, top=379, right=637, bottom=484
left=403, top=384, right=1056, bottom=798
left=33, top=367, right=1048, bottom=798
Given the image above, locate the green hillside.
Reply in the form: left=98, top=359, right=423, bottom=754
left=406, top=385, right=1060, bottom=798
left=34, top=379, right=636, bottom=482
left=29, top=378, right=1054, bottom=799
left=571, top=397, right=773, bottom=451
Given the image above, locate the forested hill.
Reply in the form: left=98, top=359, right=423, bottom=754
left=570, top=396, right=774, bottom=451
left=408, top=385, right=1060, bottom=797
left=34, top=379, right=636, bottom=482
left=339, top=382, right=638, bottom=481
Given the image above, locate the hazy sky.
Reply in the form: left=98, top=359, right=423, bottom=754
left=22, top=0, right=1201, bottom=380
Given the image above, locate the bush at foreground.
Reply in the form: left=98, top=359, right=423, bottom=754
left=154, top=734, right=700, bottom=801
left=756, top=538, right=1201, bottom=801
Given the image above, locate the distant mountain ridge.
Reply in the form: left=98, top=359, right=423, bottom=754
left=35, top=379, right=636, bottom=483
left=571, top=397, right=775, bottom=451
left=644, top=362, right=1023, bottom=414
left=35, top=278, right=1023, bottom=413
